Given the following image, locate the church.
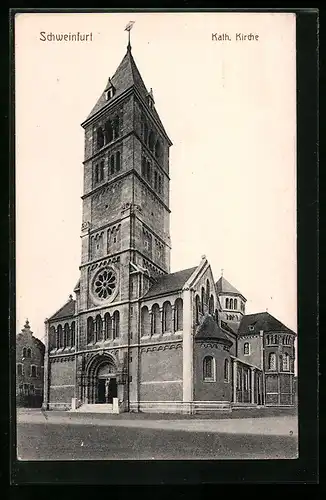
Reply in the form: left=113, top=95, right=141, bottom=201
left=43, top=38, right=296, bottom=414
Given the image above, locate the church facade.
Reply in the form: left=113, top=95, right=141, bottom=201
left=43, top=42, right=296, bottom=413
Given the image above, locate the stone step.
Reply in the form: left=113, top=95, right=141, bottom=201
left=74, top=403, right=118, bottom=413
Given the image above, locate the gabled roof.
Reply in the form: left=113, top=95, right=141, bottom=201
left=143, top=266, right=197, bottom=300
left=49, top=298, right=76, bottom=321
left=216, top=276, right=243, bottom=297
left=238, top=312, right=296, bottom=336
left=84, top=46, right=170, bottom=141
left=195, top=314, right=233, bottom=345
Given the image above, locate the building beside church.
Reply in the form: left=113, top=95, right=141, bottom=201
left=43, top=40, right=296, bottom=413
left=16, top=320, right=45, bottom=407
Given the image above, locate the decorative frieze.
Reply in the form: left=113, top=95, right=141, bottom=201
left=141, top=342, right=182, bottom=353
left=90, top=256, right=121, bottom=272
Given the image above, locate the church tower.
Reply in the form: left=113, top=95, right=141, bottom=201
left=74, top=41, right=172, bottom=382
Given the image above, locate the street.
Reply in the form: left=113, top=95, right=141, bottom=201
left=16, top=409, right=298, bottom=460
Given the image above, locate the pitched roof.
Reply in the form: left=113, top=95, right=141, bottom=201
left=238, top=312, right=296, bottom=336
left=84, top=47, right=170, bottom=141
left=216, top=276, right=243, bottom=296
left=195, top=314, right=233, bottom=345
left=143, top=267, right=197, bottom=299
left=221, top=320, right=239, bottom=336
left=49, top=299, right=76, bottom=321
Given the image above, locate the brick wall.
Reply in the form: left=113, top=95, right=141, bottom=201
left=194, top=343, right=231, bottom=402
left=139, top=344, right=182, bottom=401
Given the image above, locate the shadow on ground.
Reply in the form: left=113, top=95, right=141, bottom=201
left=17, top=422, right=298, bottom=461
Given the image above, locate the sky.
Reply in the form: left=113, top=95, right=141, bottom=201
left=15, top=12, right=297, bottom=343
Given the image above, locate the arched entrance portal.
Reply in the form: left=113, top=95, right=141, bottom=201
left=83, top=353, right=124, bottom=406
left=96, top=362, right=117, bottom=404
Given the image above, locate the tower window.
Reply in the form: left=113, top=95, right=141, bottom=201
left=113, top=115, right=120, bottom=139
left=94, top=164, right=99, bottom=184
left=105, top=120, right=113, bottom=144
left=149, top=131, right=155, bottom=152
left=282, top=353, right=290, bottom=371
left=141, top=156, right=146, bottom=177
left=225, top=298, right=229, bottom=309
left=100, top=160, right=104, bottom=181
left=234, top=298, right=238, bottom=309
left=110, top=155, right=115, bottom=175
left=105, top=87, right=114, bottom=101
left=154, top=170, right=158, bottom=190
left=116, top=151, right=121, bottom=172
left=96, top=127, right=104, bottom=149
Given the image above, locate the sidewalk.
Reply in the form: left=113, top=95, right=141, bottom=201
left=17, top=410, right=298, bottom=436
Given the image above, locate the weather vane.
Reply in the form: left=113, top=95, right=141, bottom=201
left=125, top=21, right=135, bottom=49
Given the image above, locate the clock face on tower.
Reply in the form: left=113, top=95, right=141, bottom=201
left=90, top=266, right=119, bottom=304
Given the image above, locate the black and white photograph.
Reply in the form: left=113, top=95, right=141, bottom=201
left=14, top=11, right=300, bottom=463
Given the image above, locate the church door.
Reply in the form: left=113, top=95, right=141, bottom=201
left=107, top=377, right=117, bottom=403
left=97, top=379, right=106, bottom=403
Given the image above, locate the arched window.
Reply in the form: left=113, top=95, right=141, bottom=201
left=95, top=315, right=103, bottom=342
left=57, top=325, right=63, bottom=348
left=244, top=342, right=250, bottom=355
left=203, top=356, right=215, bottom=381
left=27, top=348, right=32, bottom=358
left=151, top=304, right=160, bottom=334
left=268, top=352, right=277, bottom=370
left=22, top=347, right=27, bottom=358
left=64, top=323, right=70, bottom=348
left=174, top=298, right=183, bottom=331
left=97, top=127, right=104, bottom=149
left=141, top=306, right=150, bottom=336
left=104, top=120, right=113, bottom=143
left=99, top=160, right=104, bottom=181
left=146, top=161, right=152, bottom=183
left=113, top=115, right=120, bottom=138
left=116, top=151, right=121, bottom=172
left=144, top=122, right=149, bottom=144
left=94, top=164, right=99, bottom=183
left=87, top=317, right=94, bottom=344
left=206, top=280, right=210, bottom=303
left=195, top=295, right=201, bottom=324
left=282, top=353, right=290, bottom=371
left=215, top=309, right=219, bottom=323
left=234, top=298, right=238, bottom=310
left=149, top=131, right=155, bottom=151
left=209, top=295, right=214, bottom=315
left=104, top=313, right=112, bottom=340
left=50, top=326, right=56, bottom=349
left=230, top=298, right=234, bottom=309
left=141, top=156, right=146, bottom=177
left=201, top=287, right=205, bottom=313
left=110, top=155, right=115, bottom=175
left=155, top=139, right=162, bottom=158
left=113, top=311, right=120, bottom=339
left=225, top=298, right=229, bottom=309
left=162, top=301, right=172, bottom=333
left=71, top=322, right=76, bottom=347
left=224, top=358, right=230, bottom=382
left=154, top=170, right=158, bottom=190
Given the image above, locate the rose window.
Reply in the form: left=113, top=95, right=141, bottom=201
left=93, top=268, right=117, bottom=299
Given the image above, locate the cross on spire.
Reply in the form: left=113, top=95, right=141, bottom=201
left=221, top=268, right=224, bottom=277
left=125, top=21, right=135, bottom=50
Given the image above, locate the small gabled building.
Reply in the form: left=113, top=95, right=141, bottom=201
left=16, top=320, right=45, bottom=407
